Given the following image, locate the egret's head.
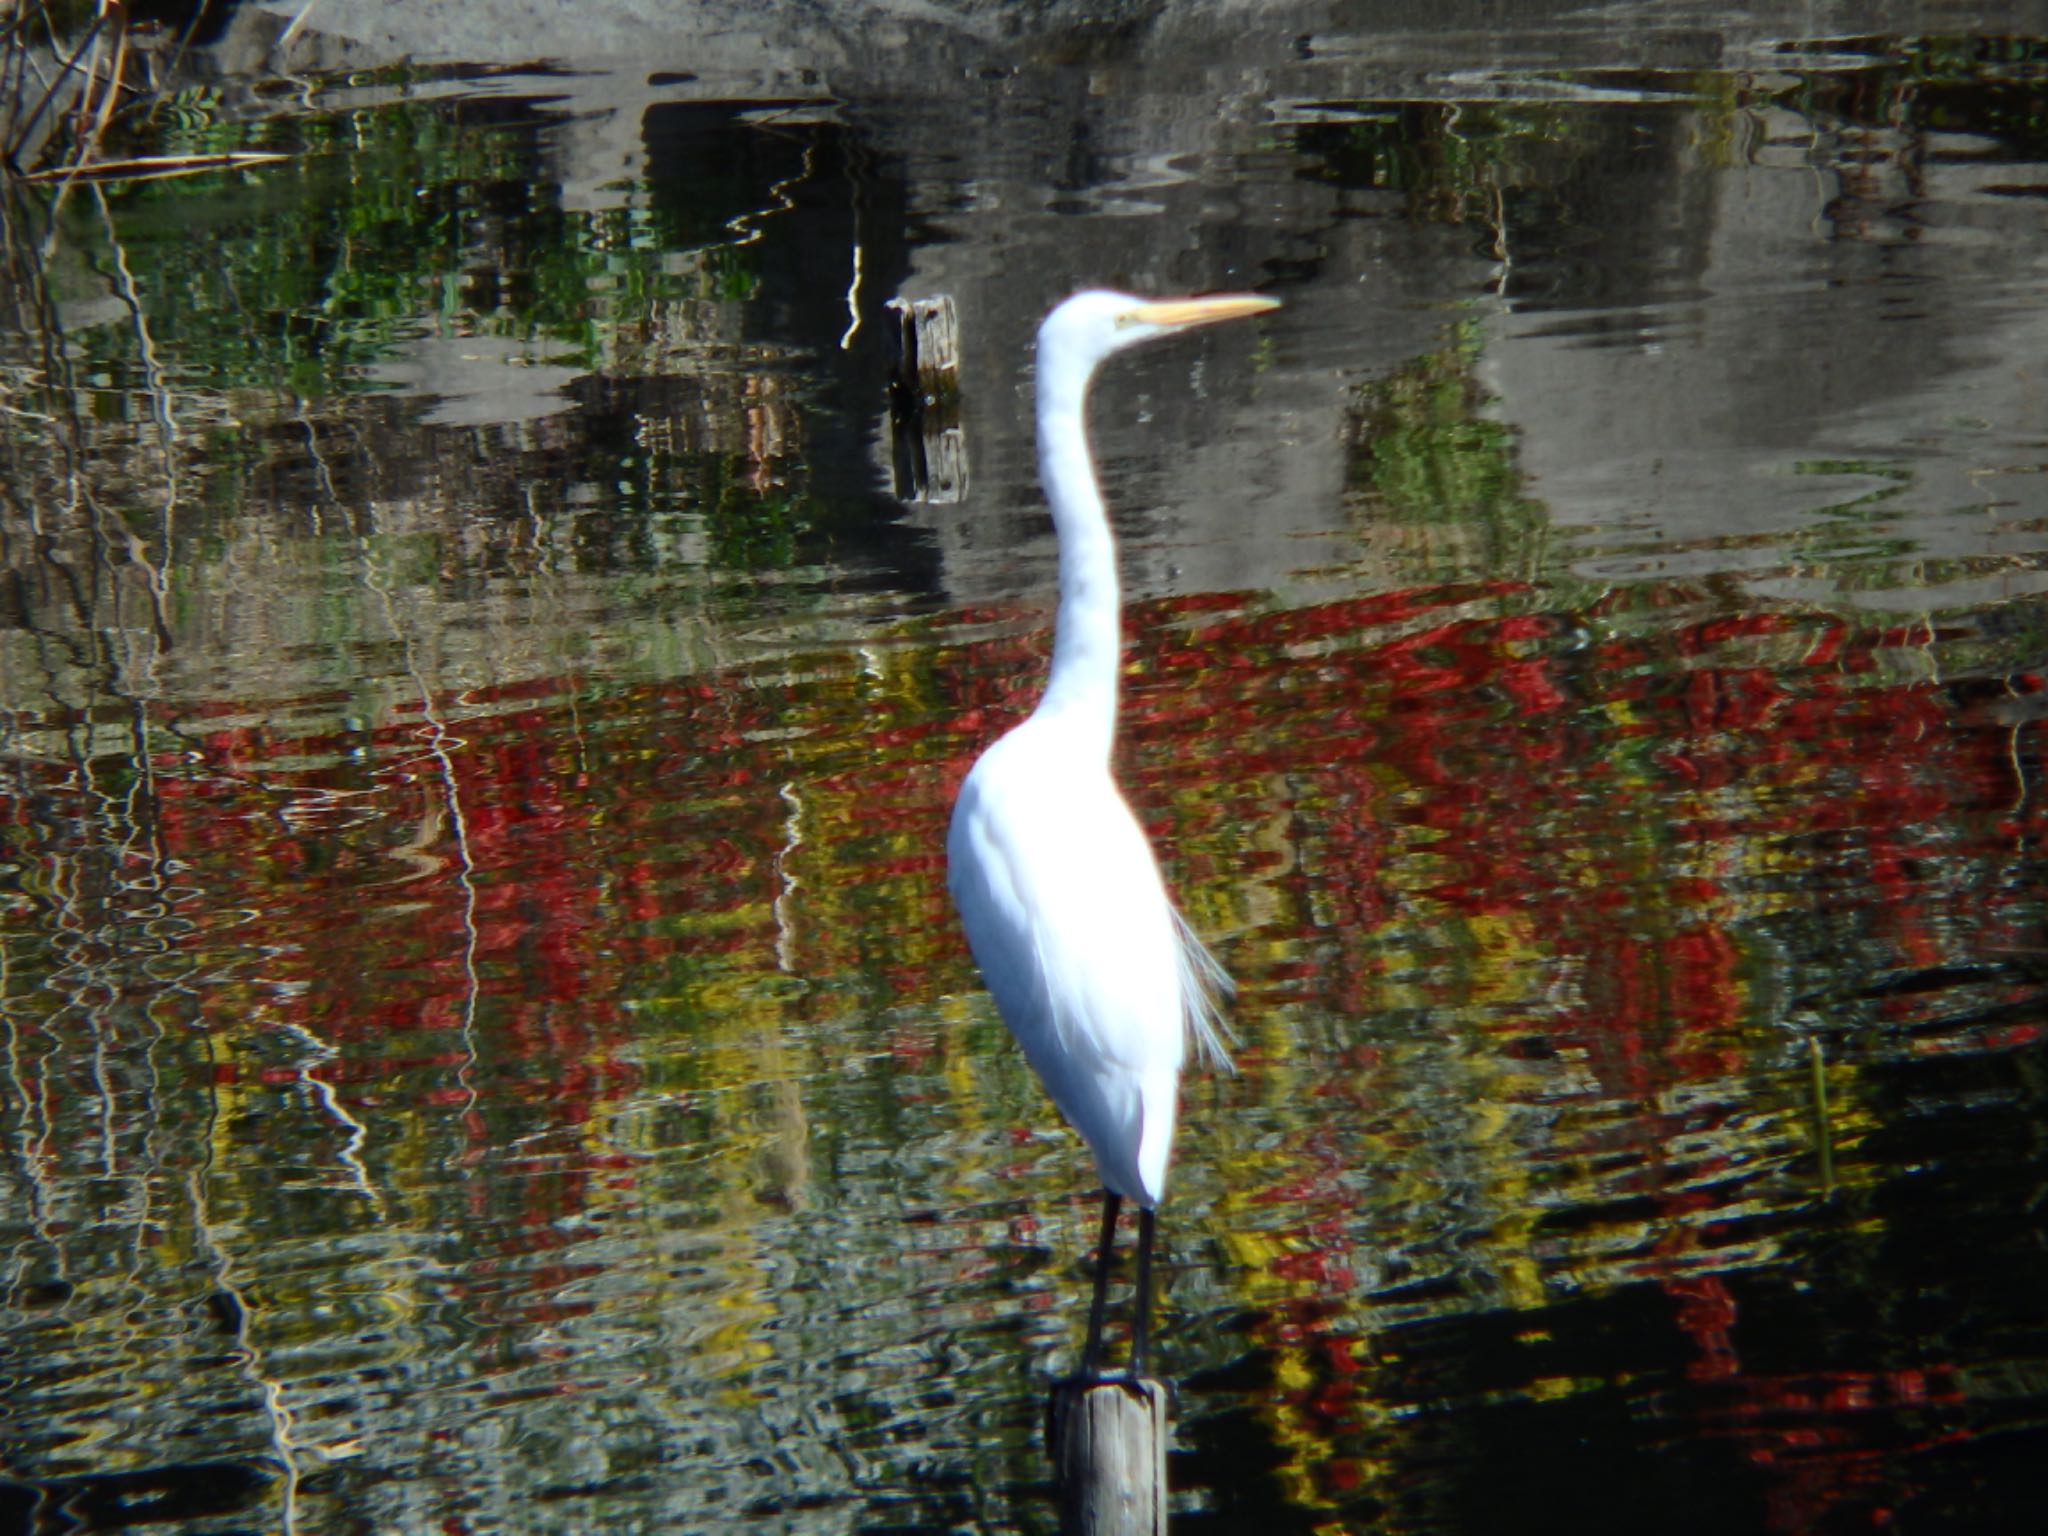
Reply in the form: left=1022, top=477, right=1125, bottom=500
left=1038, top=289, right=1279, bottom=379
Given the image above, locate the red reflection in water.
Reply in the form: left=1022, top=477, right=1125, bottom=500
left=1119, top=586, right=2038, bottom=1530
left=6, top=575, right=2042, bottom=1532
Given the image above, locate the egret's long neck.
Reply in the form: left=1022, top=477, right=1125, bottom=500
left=1034, top=361, right=1120, bottom=761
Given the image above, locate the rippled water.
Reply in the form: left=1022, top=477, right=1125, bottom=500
left=4, top=7, right=2046, bottom=1534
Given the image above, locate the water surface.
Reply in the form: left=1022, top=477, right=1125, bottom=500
left=3, top=6, right=2046, bottom=1533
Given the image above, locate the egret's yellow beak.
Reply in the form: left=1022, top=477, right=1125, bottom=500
left=1126, top=294, right=1281, bottom=330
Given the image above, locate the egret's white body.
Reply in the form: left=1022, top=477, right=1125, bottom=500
left=946, top=288, right=1274, bottom=1375
left=948, top=714, right=1199, bottom=1203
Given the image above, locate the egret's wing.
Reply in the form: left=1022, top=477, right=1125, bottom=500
left=947, top=736, right=1230, bottom=1197
left=946, top=758, right=1069, bottom=1060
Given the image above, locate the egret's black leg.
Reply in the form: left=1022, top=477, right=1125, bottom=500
left=1130, top=1206, right=1156, bottom=1381
left=1081, top=1190, right=1121, bottom=1378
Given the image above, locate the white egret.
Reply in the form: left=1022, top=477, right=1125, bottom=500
left=947, top=289, right=1276, bottom=1379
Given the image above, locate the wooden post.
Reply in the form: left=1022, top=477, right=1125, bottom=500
left=1049, top=1376, right=1169, bottom=1536
left=883, top=295, right=968, bottom=503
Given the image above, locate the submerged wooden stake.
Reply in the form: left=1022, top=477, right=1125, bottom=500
left=1049, top=1376, right=1169, bottom=1536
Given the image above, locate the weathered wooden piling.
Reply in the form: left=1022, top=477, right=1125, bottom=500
left=884, top=294, right=968, bottom=503
left=1049, top=1375, right=1169, bottom=1536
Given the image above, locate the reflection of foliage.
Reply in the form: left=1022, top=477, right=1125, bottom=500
left=1125, top=574, right=2044, bottom=1528
left=7, top=29, right=2046, bottom=1536
left=1298, top=37, right=2048, bottom=241
left=1350, top=322, right=1527, bottom=521
left=1802, top=34, right=2048, bottom=152
left=703, top=475, right=815, bottom=568
left=1345, top=320, right=1550, bottom=579
left=1, top=67, right=836, bottom=757
left=1293, top=103, right=1580, bottom=227
left=6, top=525, right=2045, bottom=1530
left=80, top=90, right=761, bottom=394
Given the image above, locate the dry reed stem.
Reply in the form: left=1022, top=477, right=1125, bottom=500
left=16, top=150, right=290, bottom=184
